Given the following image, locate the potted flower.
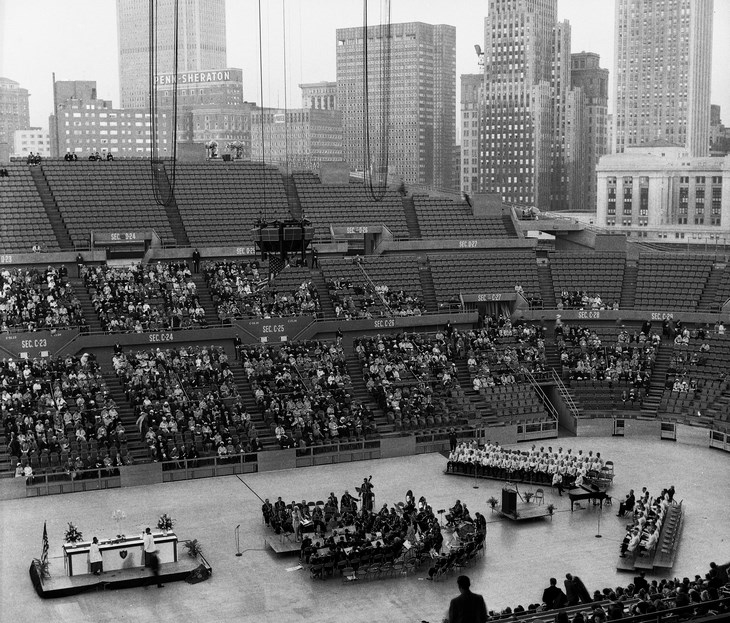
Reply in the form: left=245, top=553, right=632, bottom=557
left=523, top=491, right=534, bottom=504
left=487, top=496, right=499, bottom=513
left=547, top=503, right=556, bottom=520
left=157, top=513, right=175, bottom=534
left=184, top=539, right=203, bottom=559
left=64, top=522, right=83, bottom=544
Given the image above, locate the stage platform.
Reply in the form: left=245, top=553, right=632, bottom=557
left=498, top=501, right=551, bottom=522
left=31, top=556, right=211, bottom=598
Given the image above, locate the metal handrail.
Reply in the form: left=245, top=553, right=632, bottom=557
left=550, top=368, right=580, bottom=419
left=354, top=261, right=394, bottom=317
left=519, top=366, right=559, bottom=421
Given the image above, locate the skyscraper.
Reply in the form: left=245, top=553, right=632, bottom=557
left=571, top=52, right=609, bottom=211
left=613, top=0, right=713, bottom=157
left=116, top=0, right=228, bottom=109
left=0, top=77, right=30, bottom=152
left=475, top=0, right=580, bottom=210
left=336, top=22, right=456, bottom=189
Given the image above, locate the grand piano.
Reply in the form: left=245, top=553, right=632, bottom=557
left=567, top=483, right=610, bottom=511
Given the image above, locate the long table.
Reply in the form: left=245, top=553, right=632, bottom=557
left=62, top=532, right=178, bottom=577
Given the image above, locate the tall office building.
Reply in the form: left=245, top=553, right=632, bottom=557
left=613, top=0, right=713, bottom=157
left=460, top=73, right=483, bottom=195
left=0, top=77, right=30, bottom=152
left=571, top=52, right=609, bottom=211
left=116, top=0, right=227, bottom=109
left=475, top=0, right=580, bottom=210
left=336, top=22, right=456, bottom=189
left=300, top=82, right=338, bottom=111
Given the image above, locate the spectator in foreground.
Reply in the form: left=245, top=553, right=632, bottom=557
left=446, top=575, right=488, bottom=623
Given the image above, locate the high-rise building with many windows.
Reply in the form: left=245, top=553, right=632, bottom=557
left=613, top=0, right=713, bottom=157
left=0, top=77, right=30, bottom=153
left=474, top=0, right=582, bottom=211
left=116, top=0, right=228, bottom=109
left=571, top=52, right=609, bottom=211
left=336, top=22, right=456, bottom=189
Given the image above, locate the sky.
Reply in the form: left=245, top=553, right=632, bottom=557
left=1, top=0, right=729, bottom=133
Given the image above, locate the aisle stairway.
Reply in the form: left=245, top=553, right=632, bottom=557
left=99, top=357, right=149, bottom=462
left=68, top=277, right=103, bottom=332
left=190, top=273, right=219, bottom=325
left=697, top=265, right=724, bottom=311
left=452, top=359, right=498, bottom=425
left=537, top=263, right=557, bottom=308
left=309, top=269, right=336, bottom=318
left=343, top=352, right=394, bottom=434
left=620, top=263, right=638, bottom=309
left=401, top=196, right=422, bottom=239
left=30, top=166, right=74, bottom=250
left=641, top=344, right=673, bottom=416
left=227, top=363, right=277, bottom=448
left=157, top=165, right=190, bottom=247
left=284, top=174, right=303, bottom=220
left=418, top=259, right=438, bottom=313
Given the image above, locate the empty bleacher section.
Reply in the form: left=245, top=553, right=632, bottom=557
left=81, top=262, right=207, bottom=332
left=319, top=256, right=425, bottom=318
left=634, top=254, right=713, bottom=311
left=549, top=252, right=625, bottom=309
left=412, top=195, right=512, bottom=239
left=0, top=266, right=85, bottom=332
left=293, top=172, right=409, bottom=240
left=713, top=267, right=730, bottom=311
left=428, top=251, right=541, bottom=307
left=42, top=161, right=176, bottom=246
left=174, top=163, right=291, bottom=246
left=1, top=164, right=59, bottom=252
left=204, top=260, right=320, bottom=322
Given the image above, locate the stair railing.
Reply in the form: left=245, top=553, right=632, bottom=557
left=355, top=261, right=394, bottom=317
left=549, top=368, right=580, bottom=420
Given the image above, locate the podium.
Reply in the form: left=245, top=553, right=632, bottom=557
left=502, top=486, right=517, bottom=515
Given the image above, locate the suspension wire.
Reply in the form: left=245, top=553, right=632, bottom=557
left=258, top=0, right=268, bottom=221
left=149, top=0, right=179, bottom=207
left=282, top=0, right=289, bottom=177
left=362, top=0, right=391, bottom=202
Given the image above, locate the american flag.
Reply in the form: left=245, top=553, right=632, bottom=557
left=41, top=521, right=49, bottom=568
left=268, top=256, right=285, bottom=283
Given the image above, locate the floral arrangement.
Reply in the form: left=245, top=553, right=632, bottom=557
left=112, top=509, right=126, bottom=538
left=487, top=496, right=499, bottom=512
left=64, top=522, right=83, bottom=543
left=184, top=539, right=203, bottom=559
left=157, top=513, right=175, bottom=531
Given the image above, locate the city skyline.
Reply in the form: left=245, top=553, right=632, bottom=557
left=2, top=0, right=729, bottom=135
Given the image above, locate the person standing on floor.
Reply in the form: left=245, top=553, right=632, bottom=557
left=149, top=548, right=163, bottom=587
left=447, top=575, right=488, bottom=623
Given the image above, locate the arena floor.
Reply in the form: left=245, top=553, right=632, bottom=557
left=1, top=433, right=728, bottom=623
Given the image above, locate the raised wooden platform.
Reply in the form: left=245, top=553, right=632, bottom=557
left=498, top=501, right=551, bottom=522
left=31, top=556, right=211, bottom=598
left=616, top=502, right=683, bottom=572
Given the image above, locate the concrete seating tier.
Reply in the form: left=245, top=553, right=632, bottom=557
left=428, top=251, right=540, bottom=305
left=0, top=164, right=59, bottom=252
left=292, top=172, right=409, bottom=241
left=549, top=252, right=625, bottom=309
left=42, top=161, right=176, bottom=246
left=634, top=255, right=713, bottom=310
left=412, top=195, right=512, bottom=238
left=478, top=383, right=549, bottom=421
left=319, top=256, right=425, bottom=318
left=173, top=162, right=291, bottom=246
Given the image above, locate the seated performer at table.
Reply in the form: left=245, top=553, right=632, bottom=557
left=445, top=500, right=464, bottom=527
left=617, top=489, right=635, bottom=517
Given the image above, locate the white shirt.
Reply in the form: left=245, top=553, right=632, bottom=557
left=143, top=532, right=156, bottom=553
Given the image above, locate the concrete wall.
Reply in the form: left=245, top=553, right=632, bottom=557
left=120, top=463, right=163, bottom=487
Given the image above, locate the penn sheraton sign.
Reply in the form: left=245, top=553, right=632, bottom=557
left=154, top=69, right=242, bottom=86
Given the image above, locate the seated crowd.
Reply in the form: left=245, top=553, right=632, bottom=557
left=665, top=330, right=712, bottom=393
left=354, top=331, right=462, bottom=430
left=327, top=277, right=425, bottom=319
left=240, top=340, right=376, bottom=448
left=491, top=562, right=730, bottom=622
left=619, top=486, right=676, bottom=558
left=558, top=290, right=618, bottom=311
left=447, top=441, right=609, bottom=491
left=113, top=345, right=262, bottom=463
left=205, top=260, right=320, bottom=321
left=556, top=320, right=657, bottom=389
left=82, top=262, right=206, bottom=332
left=465, top=317, right=549, bottom=389
left=4, top=353, right=131, bottom=482
left=0, top=266, right=85, bottom=332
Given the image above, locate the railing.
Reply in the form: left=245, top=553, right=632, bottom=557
left=160, top=452, right=259, bottom=481
left=520, top=367, right=559, bottom=421
left=25, top=467, right=122, bottom=496
left=550, top=368, right=581, bottom=420
left=355, top=261, right=394, bottom=317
